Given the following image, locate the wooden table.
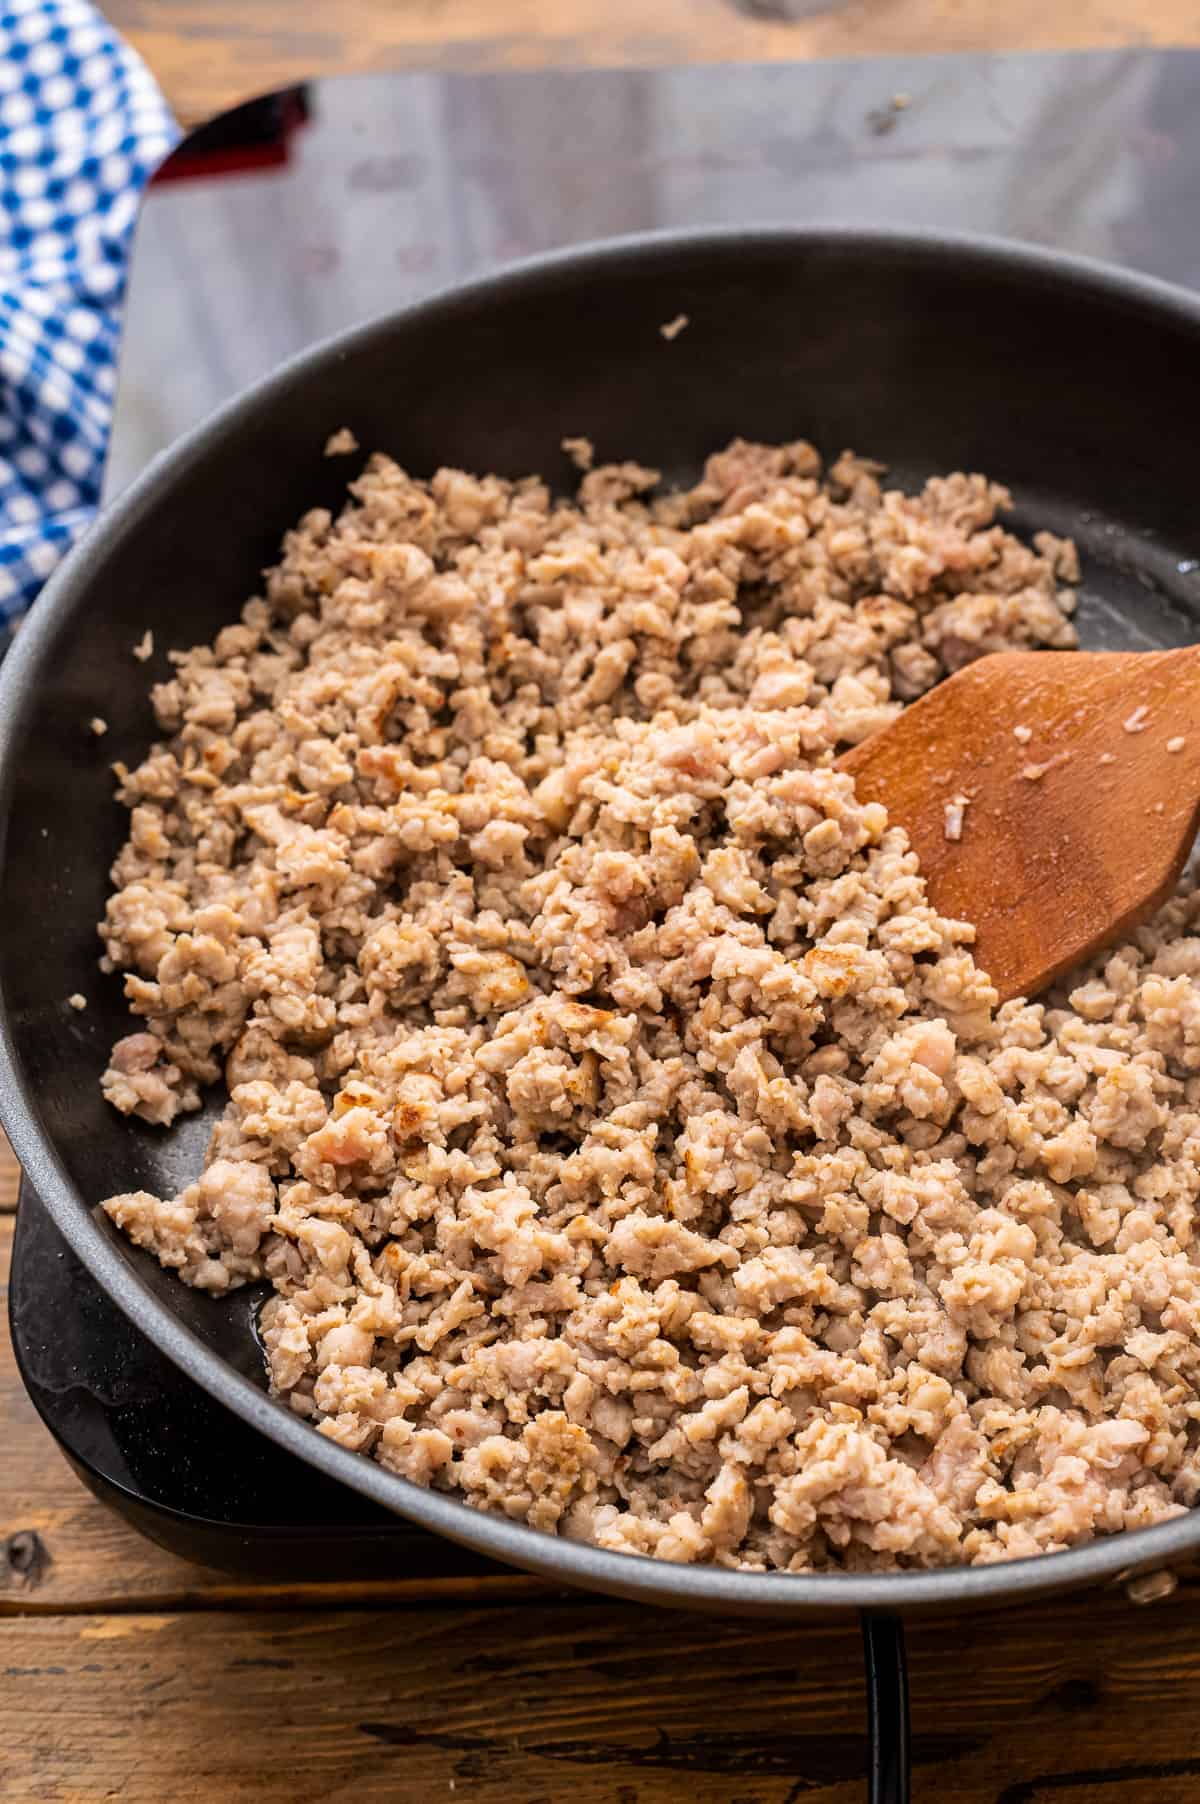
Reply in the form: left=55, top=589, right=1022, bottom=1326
left=105, top=0, right=1200, bottom=130
left=6, top=4, right=1200, bottom=1797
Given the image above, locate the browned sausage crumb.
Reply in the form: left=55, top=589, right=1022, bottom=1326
left=659, top=314, right=689, bottom=342
left=324, top=427, right=359, bottom=457
left=131, top=630, right=153, bottom=662
left=90, top=717, right=108, bottom=737
left=97, top=439, right=1200, bottom=1572
left=561, top=436, right=594, bottom=471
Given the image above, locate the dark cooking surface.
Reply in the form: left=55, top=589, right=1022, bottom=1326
left=8, top=57, right=1200, bottom=1602
left=109, top=49, right=1200, bottom=497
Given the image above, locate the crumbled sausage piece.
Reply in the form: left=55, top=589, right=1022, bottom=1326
left=943, top=794, right=969, bottom=841
left=1020, top=751, right=1071, bottom=783
left=97, top=437, right=1197, bottom=1574
left=561, top=436, right=594, bottom=471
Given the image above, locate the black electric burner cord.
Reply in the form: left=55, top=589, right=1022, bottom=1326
left=862, top=1614, right=911, bottom=1804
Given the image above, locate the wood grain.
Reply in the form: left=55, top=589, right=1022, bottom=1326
left=0, top=1136, right=18, bottom=1214
left=105, top=0, right=1200, bottom=128
left=8, top=1590, right=1200, bottom=1803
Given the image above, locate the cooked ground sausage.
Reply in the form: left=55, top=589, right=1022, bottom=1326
left=100, top=439, right=1200, bottom=1570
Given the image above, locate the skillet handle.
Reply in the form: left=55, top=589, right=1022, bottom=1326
left=861, top=1613, right=910, bottom=1804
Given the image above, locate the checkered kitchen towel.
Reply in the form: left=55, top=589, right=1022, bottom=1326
left=0, top=0, right=177, bottom=641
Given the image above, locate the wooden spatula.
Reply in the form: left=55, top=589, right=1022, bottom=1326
left=838, top=647, right=1200, bottom=1004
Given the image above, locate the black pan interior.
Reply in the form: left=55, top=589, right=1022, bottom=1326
left=4, top=229, right=1200, bottom=1612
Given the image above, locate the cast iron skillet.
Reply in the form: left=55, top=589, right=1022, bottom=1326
left=4, top=227, right=1200, bottom=1801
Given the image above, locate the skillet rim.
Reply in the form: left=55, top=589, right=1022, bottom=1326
left=4, top=222, right=1200, bottom=1615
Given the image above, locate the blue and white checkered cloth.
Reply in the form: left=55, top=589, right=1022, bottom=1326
left=0, top=0, right=177, bottom=642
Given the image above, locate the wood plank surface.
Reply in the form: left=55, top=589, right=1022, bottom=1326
left=105, top=0, right=1200, bottom=128
left=7, top=1591, right=1200, bottom=1803
left=0, top=1136, right=18, bottom=1214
